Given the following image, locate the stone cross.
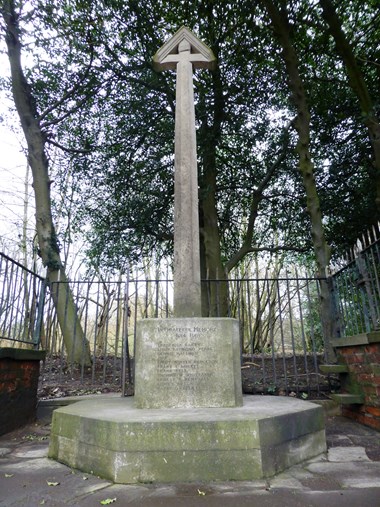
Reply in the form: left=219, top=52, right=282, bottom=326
left=153, top=27, right=216, bottom=318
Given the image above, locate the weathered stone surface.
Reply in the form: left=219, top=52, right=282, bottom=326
left=0, top=348, right=46, bottom=361
left=331, top=331, right=380, bottom=347
left=49, top=396, right=326, bottom=484
left=153, top=26, right=216, bottom=72
left=134, top=318, right=242, bottom=408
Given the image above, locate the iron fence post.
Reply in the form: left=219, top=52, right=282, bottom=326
left=356, top=251, right=378, bottom=332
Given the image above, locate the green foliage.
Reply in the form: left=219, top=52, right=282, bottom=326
left=1, top=0, right=379, bottom=275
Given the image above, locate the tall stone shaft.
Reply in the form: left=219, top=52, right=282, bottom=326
left=173, top=40, right=201, bottom=317
left=153, top=27, right=216, bottom=317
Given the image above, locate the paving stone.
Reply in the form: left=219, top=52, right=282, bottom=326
left=12, top=444, right=48, bottom=458
left=328, top=446, right=370, bottom=462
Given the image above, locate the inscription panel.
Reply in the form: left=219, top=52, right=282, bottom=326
left=134, top=318, right=242, bottom=409
left=155, top=324, right=215, bottom=392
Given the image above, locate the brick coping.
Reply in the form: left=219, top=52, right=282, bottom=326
left=331, top=332, right=380, bottom=348
left=0, top=347, right=46, bottom=361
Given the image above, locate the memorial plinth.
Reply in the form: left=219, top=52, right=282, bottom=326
left=135, top=318, right=242, bottom=408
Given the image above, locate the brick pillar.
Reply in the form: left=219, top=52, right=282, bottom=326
left=0, top=348, right=45, bottom=435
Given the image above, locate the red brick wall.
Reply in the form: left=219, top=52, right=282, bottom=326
left=338, top=343, right=380, bottom=431
left=0, top=354, right=42, bottom=436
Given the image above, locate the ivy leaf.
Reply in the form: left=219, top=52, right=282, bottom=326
left=100, top=499, right=117, bottom=505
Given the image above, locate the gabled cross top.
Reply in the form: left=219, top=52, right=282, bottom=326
left=153, top=26, right=216, bottom=71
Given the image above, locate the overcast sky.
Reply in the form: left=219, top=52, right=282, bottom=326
left=0, top=50, right=34, bottom=254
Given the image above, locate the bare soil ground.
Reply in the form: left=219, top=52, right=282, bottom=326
left=38, top=354, right=338, bottom=400
left=241, top=354, right=338, bottom=399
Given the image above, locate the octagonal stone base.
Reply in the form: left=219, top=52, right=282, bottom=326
left=49, top=396, right=326, bottom=483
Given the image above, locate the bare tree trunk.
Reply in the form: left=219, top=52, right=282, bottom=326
left=48, top=268, right=91, bottom=364
left=199, top=162, right=229, bottom=317
left=319, top=0, right=380, bottom=215
left=95, top=282, right=113, bottom=356
left=260, top=0, right=336, bottom=361
left=198, top=48, right=229, bottom=317
left=1, top=0, right=91, bottom=365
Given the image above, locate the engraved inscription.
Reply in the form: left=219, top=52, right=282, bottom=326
left=154, top=325, right=217, bottom=391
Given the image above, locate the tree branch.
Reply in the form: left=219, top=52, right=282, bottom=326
left=226, top=119, right=295, bottom=272
left=38, top=50, right=96, bottom=124
left=226, top=155, right=287, bottom=272
left=47, top=138, right=92, bottom=154
left=40, top=81, right=103, bottom=128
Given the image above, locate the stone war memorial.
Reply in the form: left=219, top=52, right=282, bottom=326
left=49, top=27, right=326, bottom=483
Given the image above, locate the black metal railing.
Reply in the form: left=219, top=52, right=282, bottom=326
left=39, top=273, right=327, bottom=397
left=331, top=234, right=380, bottom=337
left=3, top=227, right=379, bottom=398
left=0, top=252, right=45, bottom=349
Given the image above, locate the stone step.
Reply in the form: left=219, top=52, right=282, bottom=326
left=319, top=364, right=349, bottom=374
left=330, top=393, right=364, bottom=405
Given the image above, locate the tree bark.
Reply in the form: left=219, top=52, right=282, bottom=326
left=319, top=0, right=380, bottom=215
left=199, top=142, right=229, bottom=317
left=260, top=0, right=336, bottom=360
left=198, top=55, right=289, bottom=317
left=198, top=44, right=229, bottom=317
left=1, top=0, right=91, bottom=365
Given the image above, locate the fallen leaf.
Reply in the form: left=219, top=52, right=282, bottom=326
left=47, top=481, right=60, bottom=486
left=197, top=489, right=206, bottom=496
left=4, top=474, right=14, bottom=478
left=100, top=499, right=117, bottom=505
left=82, top=476, right=88, bottom=480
